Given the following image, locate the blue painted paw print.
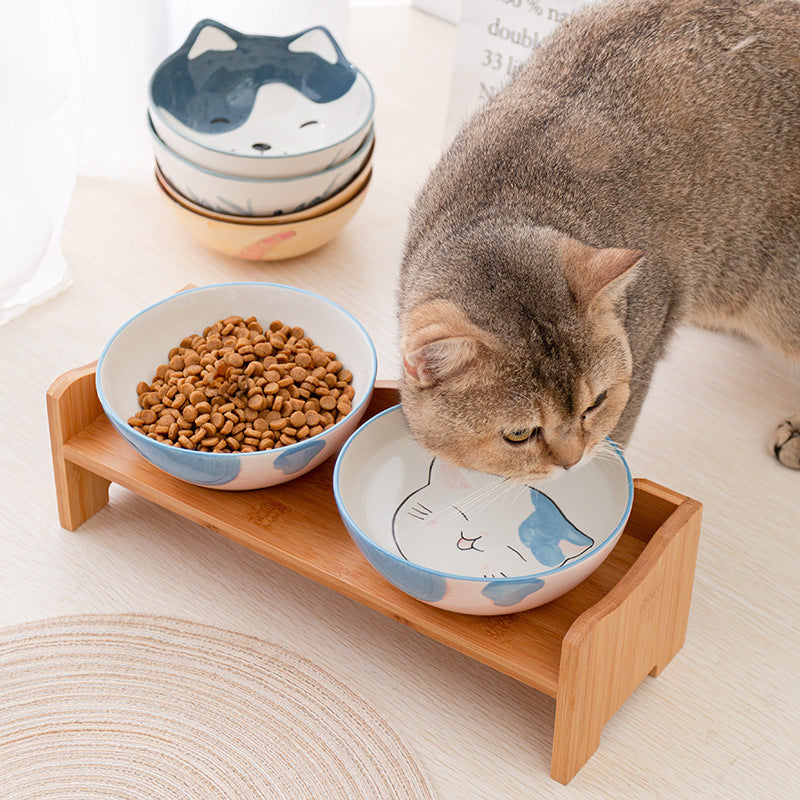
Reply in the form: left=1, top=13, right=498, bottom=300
left=127, top=427, right=241, bottom=486
left=352, top=532, right=447, bottom=603
left=273, top=438, right=326, bottom=474
left=482, top=578, right=545, bottom=608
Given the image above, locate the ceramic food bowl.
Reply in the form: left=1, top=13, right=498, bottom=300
left=154, top=139, right=372, bottom=225
left=151, top=113, right=374, bottom=217
left=97, top=282, right=377, bottom=491
left=148, top=20, right=375, bottom=179
left=334, top=406, right=633, bottom=615
left=155, top=165, right=371, bottom=260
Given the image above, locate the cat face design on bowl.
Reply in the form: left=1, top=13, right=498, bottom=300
left=391, top=458, right=594, bottom=581
left=151, top=20, right=373, bottom=158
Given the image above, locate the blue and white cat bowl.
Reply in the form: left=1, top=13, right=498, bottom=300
left=148, top=20, right=375, bottom=179
left=96, top=283, right=377, bottom=491
left=334, top=407, right=633, bottom=615
left=150, top=112, right=374, bottom=217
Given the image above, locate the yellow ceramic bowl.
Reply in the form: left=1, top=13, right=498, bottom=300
left=155, top=137, right=374, bottom=226
left=157, top=166, right=372, bottom=261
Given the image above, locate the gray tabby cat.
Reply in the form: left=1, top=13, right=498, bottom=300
left=397, top=0, right=800, bottom=483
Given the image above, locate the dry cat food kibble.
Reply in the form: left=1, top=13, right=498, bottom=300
left=127, top=316, right=355, bottom=452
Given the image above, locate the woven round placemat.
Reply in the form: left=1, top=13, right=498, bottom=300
left=0, top=614, right=435, bottom=799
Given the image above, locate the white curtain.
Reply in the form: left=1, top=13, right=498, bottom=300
left=0, top=1, right=81, bottom=323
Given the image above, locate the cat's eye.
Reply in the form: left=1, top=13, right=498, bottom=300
left=299, top=120, right=319, bottom=128
left=583, top=390, right=608, bottom=417
left=210, top=117, right=230, bottom=125
left=503, top=426, right=542, bottom=444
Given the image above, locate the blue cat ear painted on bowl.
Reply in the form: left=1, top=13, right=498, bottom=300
left=518, top=488, right=595, bottom=567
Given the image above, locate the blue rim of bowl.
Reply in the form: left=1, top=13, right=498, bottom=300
left=147, top=28, right=376, bottom=164
left=96, top=282, right=378, bottom=462
left=333, top=405, right=634, bottom=585
left=148, top=111, right=375, bottom=185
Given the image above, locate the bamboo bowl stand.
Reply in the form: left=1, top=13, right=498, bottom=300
left=47, top=364, right=702, bottom=784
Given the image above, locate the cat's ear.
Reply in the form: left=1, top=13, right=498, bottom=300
left=402, top=335, right=478, bottom=387
left=560, top=237, right=644, bottom=312
left=185, top=20, right=239, bottom=60
left=289, top=27, right=342, bottom=65
left=401, top=300, right=493, bottom=388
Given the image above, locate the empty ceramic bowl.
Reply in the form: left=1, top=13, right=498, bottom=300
left=150, top=113, right=374, bottom=217
left=334, top=406, right=633, bottom=615
left=154, top=142, right=373, bottom=225
left=155, top=165, right=372, bottom=260
left=148, top=20, right=375, bottom=179
left=96, top=282, right=377, bottom=490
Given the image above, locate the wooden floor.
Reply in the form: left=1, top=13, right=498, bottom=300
left=3, top=6, right=799, bottom=798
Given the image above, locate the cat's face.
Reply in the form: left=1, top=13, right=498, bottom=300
left=151, top=22, right=368, bottom=157
left=392, top=458, right=594, bottom=579
left=399, top=228, right=641, bottom=483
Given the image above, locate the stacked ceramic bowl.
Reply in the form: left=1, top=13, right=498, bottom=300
left=148, top=19, right=375, bottom=261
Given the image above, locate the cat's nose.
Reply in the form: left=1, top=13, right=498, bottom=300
left=548, top=431, right=584, bottom=470
left=550, top=445, right=583, bottom=470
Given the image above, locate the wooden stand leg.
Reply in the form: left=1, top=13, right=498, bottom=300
left=648, top=529, right=702, bottom=677
left=46, top=363, right=110, bottom=530
left=550, top=487, right=702, bottom=783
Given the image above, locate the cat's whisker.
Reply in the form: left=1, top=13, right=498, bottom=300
left=501, top=481, right=529, bottom=514
left=454, top=479, right=517, bottom=515
left=397, top=478, right=514, bottom=540
left=589, top=439, right=627, bottom=470
left=599, top=438, right=627, bottom=459
left=483, top=480, right=528, bottom=523
left=406, top=477, right=530, bottom=539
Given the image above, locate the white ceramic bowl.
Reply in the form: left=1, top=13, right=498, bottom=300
left=334, top=406, right=633, bottom=615
left=150, top=113, right=374, bottom=217
left=148, top=20, right=375, bottom=179
left=155, top=166, right=372, bottom=261
left=97, top=283, right=377, bottom=490
left=154, top=143, right=373, bottom=225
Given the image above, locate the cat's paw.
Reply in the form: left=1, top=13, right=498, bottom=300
left=772, top=417, right=800, bottom=469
